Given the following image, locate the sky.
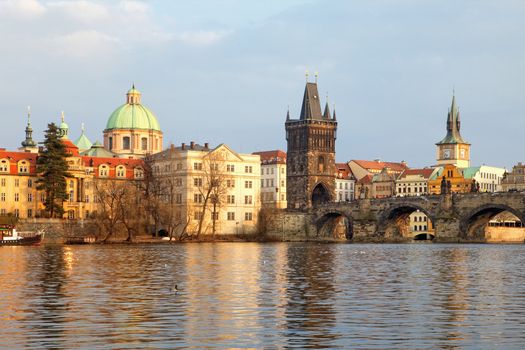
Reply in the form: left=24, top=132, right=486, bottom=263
left=1, top=0, right=524, bottom=169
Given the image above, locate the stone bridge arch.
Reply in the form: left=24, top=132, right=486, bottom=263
left=377, top=202, right=437, bottom=240
left=460, top=203, right=525, bottom=240
left=314, top=209, right=353, bottom=240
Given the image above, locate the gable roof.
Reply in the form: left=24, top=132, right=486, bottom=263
left=252, top=150, right=286, bottom=164
left=357, top=174, right=373, bottom=184
left=351, top=159, right=409, bottom=173
left=398, top=168, right=435, bottom=180
left=335, top=162, right=355, bottom=180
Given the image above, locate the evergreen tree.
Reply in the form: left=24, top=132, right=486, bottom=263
left=37, top=123, right=71, bottom=218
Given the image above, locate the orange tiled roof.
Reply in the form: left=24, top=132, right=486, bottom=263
left=398, top=168, right=434, bottom=180
left=352, top=159, right=408, bottom=172
left=0, top=150, right=38, bottom=174
left=335, top=162, right=355, bottom=180
left=357, top=174, right=373, bottom=184
left=252, top=150, right=286, bottom=164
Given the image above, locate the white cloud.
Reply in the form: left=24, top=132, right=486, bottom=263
left=119, top=0, right=149, bottom=15
left=0, top=0, right=46, bottom=19
left=52, top=30, right=119, bottom=59
left=178, top=30, right=231, bottom=46
left=47, top=1, right=109, bottom=22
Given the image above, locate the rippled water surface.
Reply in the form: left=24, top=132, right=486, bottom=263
left=1, top=243, right=525, bottom=349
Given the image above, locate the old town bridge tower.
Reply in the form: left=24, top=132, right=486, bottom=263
left=285, top=80, right=337, bottom=209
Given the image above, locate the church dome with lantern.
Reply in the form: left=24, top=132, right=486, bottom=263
left=103, top=85, right=163, bottom=158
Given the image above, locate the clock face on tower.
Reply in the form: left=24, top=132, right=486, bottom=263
left=443, top=149, right=451, bottom=159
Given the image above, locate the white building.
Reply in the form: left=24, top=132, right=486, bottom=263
left=149, top=142, right=261, bottom=236
left=335, top=163, right=355, bottom=202
left=463, top=165, right=506, bottom=192
left=395, top=168, right=438, bottom=197
left=252, top=150, right=287, bottom=209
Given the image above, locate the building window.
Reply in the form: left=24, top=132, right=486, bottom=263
left=318, top=156, right=325, bottom=173
left=28, top=193, right=33, bottom=202
left=194, top=193, right=203, bottom=203
left=227, top=212, right=235, bottom=220
left=0, top=178, right=4, bottom=186
left=18, top=161, right=28, bottom=174
left=134, top=167, right=144, bottom=179
left=0, top=193, right=4, bottom=202
left=27, top=209, right=32, bottom=218
left=175, top=194, right=182, bottom=204
left=226, top=180, right=235, bottom=188
left=194, top=162, right=203, bottom=171
left=0, top=160, right=8, bottom=172
left=0, top=209, right=5, bottom=216
left=194, top=178, right=203, bottom=187
left=245, top=195, right=252, bottom=205
left=85, top=195, right=90, bottom=203
left=245, top=181, right=252, bottom=189
left=211, top=212, right=219, bottom=220
left=109, top=137, right=113, bottom=150
left=116, top=166, right=126, bottom=178
left=28, top=179, right=32, bottom=188
left=14, top=179, right=19, bottom=187
left=245, top=166, right=253, bottom=173
left=227, top=164, right=235, bottom=172
left=227, top=195, right=235, bottom=204
left=123, top=136, right=131, bottom=150
left=99, top=165, right=109, bottom=177
left=14, top=193, right=19, bottom=202
left=194, top=211, right=203, bottom=220
left=245, top=212, right=253, bottom=221
left=141, top=137, right=148, bottom=151
left=14, top=209, right=19, bottom=218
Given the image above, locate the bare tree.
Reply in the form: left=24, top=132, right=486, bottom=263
left=194, top=151, right=231, bottom=238
left=93, top=180, right=126, bottom=242
left=117, top=181, right=144, bottom=242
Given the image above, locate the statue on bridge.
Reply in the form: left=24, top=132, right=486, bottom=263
left=470, top=179, right=480, bottom=193
left=440, top=176, right=452, bottom=195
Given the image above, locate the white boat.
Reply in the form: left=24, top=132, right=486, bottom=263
left=0, top=225, right=45, bottom=246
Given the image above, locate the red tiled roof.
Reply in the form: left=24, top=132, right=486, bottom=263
left=252, top=150, right=286, bottom=164
left=81, top=156, right=144, bottom=179
left=398, top=168, right=434, bottom=180
left=62, top=139, right=80, bottom=156
left=0, top=150, right=38, bottom=175
left=357, top=174, right=373, bottom=184
left=335, top=162, right=355, bottom=180
left=352, top=159, right=408, bottom=172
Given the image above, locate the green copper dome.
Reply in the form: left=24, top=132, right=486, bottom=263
left=105, top=86, right=161, bottom=132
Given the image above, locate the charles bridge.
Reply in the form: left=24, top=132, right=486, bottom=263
left=264, top=192, right=525, bottom=242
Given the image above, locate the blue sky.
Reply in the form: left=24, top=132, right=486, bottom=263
left=1, top=0, right=524, bottom=168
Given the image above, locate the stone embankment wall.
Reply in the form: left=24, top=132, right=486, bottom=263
left=18, top=219, right=99, bottom=244
left=485, top=227, right=525, bottom=243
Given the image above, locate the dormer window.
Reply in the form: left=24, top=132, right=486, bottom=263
left=18, top=160, right=29, bottom=174
left=116, top=165, right=126, bottom=178
left=0, top=160, right=8, bottom=173
left=134, top=167, right=144, bottom=179
left=99, top=164, right=109, bottom=177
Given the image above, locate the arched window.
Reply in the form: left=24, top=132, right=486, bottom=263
left=123, top=136, right=131, bottom=150
left=116, top=165, right=126, bottom=178
left=99, top=164, right=109, bottom=177
left=18, top=160, right=29, bottom=174
left=141, top=137, right=148, bottom=151
left=134, top=167, right=144, bottom=179
left=318, top=156, right=325, bottom=173
left=109, top=137, right=113, bottom=150
left=0, top=159, right=10, bottom=173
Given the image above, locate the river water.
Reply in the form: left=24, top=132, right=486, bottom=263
left=1, top=243, right=524, bottom=349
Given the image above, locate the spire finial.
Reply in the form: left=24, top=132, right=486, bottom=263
left=61, top=110, right=65, bottom=123
left=314, top=71, right=318, bottom=83
left=27, top=106, right=31, bottom=124
left=81, top=122, right=85, bottom=133
left=286, top=104, right=290, bottom=120
left=305, top=69, right=309, bottom=82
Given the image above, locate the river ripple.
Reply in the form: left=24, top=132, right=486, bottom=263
left=0, top=243, right=524, bottom=349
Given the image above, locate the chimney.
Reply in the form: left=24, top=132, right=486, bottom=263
left=181, top=142, right=185, bottom=150
left=204, top=142, right=209, bottom=149
left=190, top=141, right=195, bottom=149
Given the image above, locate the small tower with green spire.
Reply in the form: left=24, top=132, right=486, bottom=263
left=58, top=111, right=69, bottom=139
left=435, top=93, right=471, bottom=168
left=20, top=106, right=38, bottom=153
left=73, top=123, right=93, bottom=152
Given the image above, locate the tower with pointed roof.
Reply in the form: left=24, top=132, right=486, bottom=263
left=20, top=106, right=38, bottom=153
left=285, top=79, right=337, bottom=209
left=435, top=94, right=470, bottom=167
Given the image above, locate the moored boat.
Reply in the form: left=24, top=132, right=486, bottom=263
left=0, top=224, right=45, bottom=246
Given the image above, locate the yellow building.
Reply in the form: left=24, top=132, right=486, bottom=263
left=428, top=164, right=473, bottom=194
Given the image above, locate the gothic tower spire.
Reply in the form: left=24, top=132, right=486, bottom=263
left=21, top=106, right=36, bottom=148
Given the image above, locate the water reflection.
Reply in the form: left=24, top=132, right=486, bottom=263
left=0, top=243, right=525, bottom=349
